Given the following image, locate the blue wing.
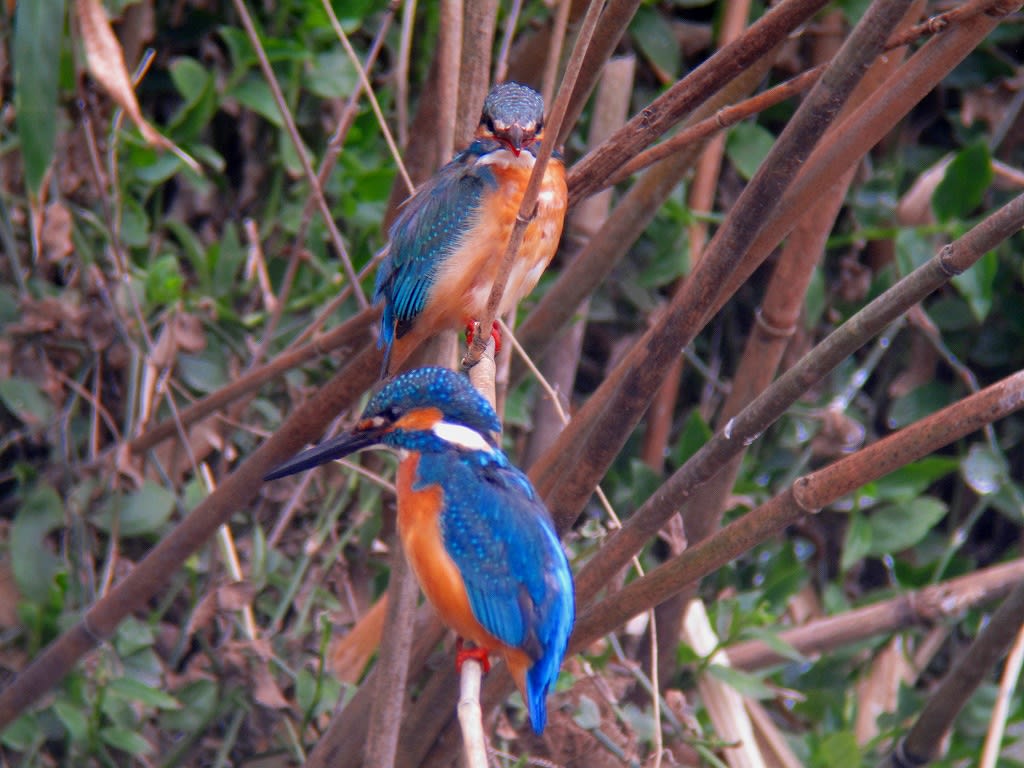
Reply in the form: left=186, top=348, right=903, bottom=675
left=374, top=149, right=497, bottom=350
left=416, top=450, right=574, bottom=731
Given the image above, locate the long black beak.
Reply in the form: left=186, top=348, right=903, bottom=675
left=264, top=428, right=380, bottom=481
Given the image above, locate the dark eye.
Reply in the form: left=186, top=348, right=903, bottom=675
left=383, top=405, right=402, bottom=421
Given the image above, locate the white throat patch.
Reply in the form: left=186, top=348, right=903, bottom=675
left=431, top=421, right=494, bottom=453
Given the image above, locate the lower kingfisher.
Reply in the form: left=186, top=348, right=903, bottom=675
left=375, top=81, right=568, bottom=376
left=265, top=367, right=575, bottom=733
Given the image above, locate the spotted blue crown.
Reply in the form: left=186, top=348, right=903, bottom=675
left=368, top=367, right=501, bottom=437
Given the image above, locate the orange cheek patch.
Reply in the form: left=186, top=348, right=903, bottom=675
left=394, top=407, right=443, bottom=432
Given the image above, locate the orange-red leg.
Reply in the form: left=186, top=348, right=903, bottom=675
left=455, top=637, right=491, bottom=674
left=464, top=321, right=502, bottom=354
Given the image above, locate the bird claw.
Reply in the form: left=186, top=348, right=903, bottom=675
left=465, top=320, right=502, bottom=354
left=455, top=637, right=491, bottom=674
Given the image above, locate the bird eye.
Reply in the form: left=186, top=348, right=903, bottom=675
left=383, top=405, right=402, bottom=421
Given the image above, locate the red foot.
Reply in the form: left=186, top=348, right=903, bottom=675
left=465, top=320, right=502, bottom=354
left=455, top=637, right=491, bottom=674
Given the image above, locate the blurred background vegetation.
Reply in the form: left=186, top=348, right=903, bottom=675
left=1, top=0, right=1024, bottom=765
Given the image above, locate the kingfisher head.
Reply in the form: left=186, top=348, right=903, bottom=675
left=264, top=367, right=501, bottom=480
left=476, top=82, right=545, bottom=157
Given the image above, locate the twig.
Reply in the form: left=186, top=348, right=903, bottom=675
left=319, top=0, right=414, bottom=195
left=980, top=622, right=1024, bottom=768
left=493, top=0, right=523, bottom=84
left=229, top=0, right=367, bottom=307
left=571, top=190, right=1024, bottom=606
left=463, top=0, right=604, bottom=368
left=437, top=0, right=464, bottom=160
left=882, top=580, right=1024, bottom=767
left=572, top=369, right=1024, bottom=656
left=395, top=0, right=416, bottom=149
left=457, top=659, right=488, bottom=768
left=724, top=559, right=1024, bottom=671
left=365, top=541, right=421, bottom=767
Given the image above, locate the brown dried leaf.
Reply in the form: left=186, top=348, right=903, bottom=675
left=76, top=0, right=170, bottom=150
left=252, top=664, right=290, bottom=710
left=811, top=406, right=865, bottom=459
left=854, top=636, right=913, bottom=744
left=896, top=156, right=950, bottom=227
left=41, top=202, right=73, bottom=267
left=186, top=589, right=220, bottom=637
left=329, top=595, right=388, bottom=684
left=216, top=581, right=256, bottom=612
left=171, top=312, right=207, bottom=353
left=0, top=562, right=22, bottom=630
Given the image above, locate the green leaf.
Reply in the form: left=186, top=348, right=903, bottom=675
left=932, top=143, right=992, bottom=223
left=706, top=664, right=775, bottom=700
left=167, top=57, right=218, bottom=141
left=873, top=457, right=958, bottom=503
left=108, top=677, right=182, bottom=710
left=866, top=497, right=947, bottom=556
left=841, top=512, right=872, bottom=572
left=231, top=75, right=286, bottom=128
left=0, top=376, right=55, bottom=428
left=811, top=730, right=862, bottom=768
left=726, top=122, right=775, bottom=181
left=114, top=617, right=155, bottom=656
left=951, top=247, right=997, bottom=322
left=11, top=483, right=64, bottom=602
left=0, top=713, right=43, bottom=751
left=14, top=0, right=66, bottom=197
left=100, top=726, right=154, bottom=756
left=629, top=6, right=681, bottom=82
left=672, top=409, right=713, bottom=467
left=960, top=444, right=1006, bottom=496
left=54, top=697, right=89, bottom=742
left=304, top=51, right=358, bottom=99
left=145, top=255, right=185, bottom=306
left=887, top=381, right=954, bottom=429
left=738, top=626, right=808, bottom=664
left=161, top=680, right=218, bottom=732
left=93, top=482, right=177, bottom=537
left=895, top=227, right=933, bottom=275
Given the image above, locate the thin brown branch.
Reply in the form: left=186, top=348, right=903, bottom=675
left=126, top=306, right=379, bottom=455
left=883, top=579, right=1024, bottom=767
left=556, top=0, right=641, bottom=147
left=462, top=0, right=604, bottom=367
left=0, top=343, right=382, bottom=729
left=514, top=51, right=779, bottom=384
left=725, top=559, right=1024, bottom=671
left=566, top=0, right=829, bottom=204
left=572, top=369, right=1024, bottom=652
left=229, top=0, right=368, bottom=308
left=573, top=190, right=1024, bottom=605
left=365, top=544, right=421, bottom=767
left=705, top=0, right=1020, bottom=328
left=437, top=0, right=464, bottom=160
left=533, top=0, right=917, bottom=521
left=455, top=0, right=499, bottom=150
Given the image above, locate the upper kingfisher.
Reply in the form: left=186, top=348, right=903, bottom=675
left=265, top=367, right=575, bottom=733
left=375, top=82, right=568, bottom=376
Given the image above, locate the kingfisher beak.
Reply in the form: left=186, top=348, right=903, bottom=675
left=506, top=124, right=525, bottom=156
left=264, top=423, right=382, bottom=481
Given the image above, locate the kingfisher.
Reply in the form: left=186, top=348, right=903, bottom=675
left=265, top=367, right=575, bottom=733
left=375, top=82, right=568, bottom=376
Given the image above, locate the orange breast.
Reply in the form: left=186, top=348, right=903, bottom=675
left=395, top=455, right=533, bottom=696
left=396, top=456, right=499, bottom=647
left=416, top=154, right=567, bottom=337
